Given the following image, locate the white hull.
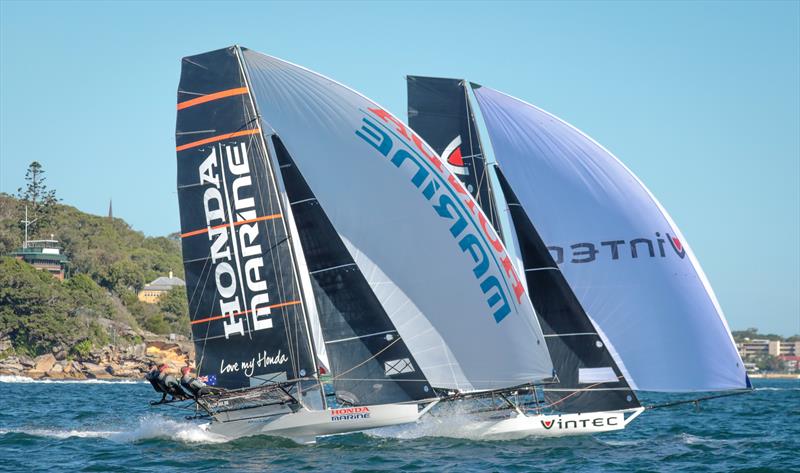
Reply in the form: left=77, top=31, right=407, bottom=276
left=201, top=402, right=422, bottom=444
left=455, top=407, right=644, bottom=440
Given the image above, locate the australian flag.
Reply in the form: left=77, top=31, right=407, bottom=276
left=199, top=374, right=217, bottom=386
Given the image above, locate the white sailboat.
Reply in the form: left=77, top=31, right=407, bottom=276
left=406, top=77, right=750, bottom=437
left=168, top=46, right=555, bottom=443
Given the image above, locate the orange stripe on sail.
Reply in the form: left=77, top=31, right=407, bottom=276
left=177, top=87, right=249, bottom=110
left=176, top=128, right=260, bottom=152
left=180, top=214, right=282, bottom=238
left=191, top=300, right=302, bottom=325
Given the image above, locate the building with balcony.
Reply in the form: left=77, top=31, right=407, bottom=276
left=737, top=338, right=800, bottom=359
left=9, top=239, right=69, bottom=280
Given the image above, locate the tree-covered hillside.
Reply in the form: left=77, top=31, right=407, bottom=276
left=0, top=192, right=189, bottom=357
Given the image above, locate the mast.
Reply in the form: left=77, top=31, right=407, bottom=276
left=234, top=46, right=326, bottom=408
left=407, top=76, right=501, bottom=234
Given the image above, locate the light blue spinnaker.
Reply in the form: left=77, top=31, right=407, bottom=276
left=472, top=84, right=747, bottom=392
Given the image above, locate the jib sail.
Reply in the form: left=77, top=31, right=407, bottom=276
left=472, top=84, right=747, bottom=391
left=175, top=47, right=318, bottom=391
left=407, top=76, right=501, bottom=235
left=494, top=167, right=639, bottom=412
left=272, top=136, right=433, bottom=405
left=239, top=49, right=553, bottom=392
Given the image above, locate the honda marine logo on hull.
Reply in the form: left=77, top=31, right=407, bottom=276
left=330, top=407, right=371, bottom=422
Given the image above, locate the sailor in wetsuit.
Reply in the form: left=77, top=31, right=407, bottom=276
left=180, top=366, right=216, bottom=399
left=156, top=364, right=186, bottom=402
left=144, top=362, right=168, bottom=402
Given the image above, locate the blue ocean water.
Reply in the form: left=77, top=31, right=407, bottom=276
left=0, top=376, right=797, bottom=472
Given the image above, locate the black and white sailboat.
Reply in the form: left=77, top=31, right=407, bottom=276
left=407, top=76, right=749, bottom=437
left=169, top=47, right=556, bottom=443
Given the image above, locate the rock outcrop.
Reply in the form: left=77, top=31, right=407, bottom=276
left=0, top=334, right=195, bottom=381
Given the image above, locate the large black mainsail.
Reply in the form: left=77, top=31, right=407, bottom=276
left=176, top=47, right=318, bottom=391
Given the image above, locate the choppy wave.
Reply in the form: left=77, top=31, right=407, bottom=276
left=0, top=375, right=144, bottom=384
left=754, top=387, right=800, bottom=391
left=0, top=415, right=226, bottom=444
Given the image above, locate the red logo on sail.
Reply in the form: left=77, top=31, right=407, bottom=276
left=442, top=136, right=469, bottom=176
left=671, top=237, right=683, bottom=252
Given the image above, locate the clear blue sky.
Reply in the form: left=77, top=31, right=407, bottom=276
left=1, top=1, right=798, bottom=335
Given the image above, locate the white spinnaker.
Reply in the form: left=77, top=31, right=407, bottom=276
left=240, top=50, right=553, bottom=391
left=473, top=85, right=747, bottom=392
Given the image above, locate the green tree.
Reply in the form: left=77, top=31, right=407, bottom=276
left=0, top=257, right=76, bottom=355
left=158, top=286, right=190, bottom=335
left=143, top=313, right=170, bottom=335
left=101, top=260, right=145, bottom=293
left=64, top=273, right=113, bottom=317
left=16, top=161, right=59, bottom=237
left=159, top=286, right=188, bottom=318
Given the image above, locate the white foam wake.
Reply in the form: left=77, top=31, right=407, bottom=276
left=369, top=405, right=494, bottom=441
left=0, top=375, right=144, bottom=384
left=0, top=415, right=227, bottom=444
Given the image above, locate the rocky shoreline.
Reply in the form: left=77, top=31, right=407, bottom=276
left=0, top=337, right=194, bottom=381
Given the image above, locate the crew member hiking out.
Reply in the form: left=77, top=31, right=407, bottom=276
left=180, top=366, right=218, bottom=399
left=152, top=364, right=186, bottom=404
left=144, top=362, right=167, bottom=401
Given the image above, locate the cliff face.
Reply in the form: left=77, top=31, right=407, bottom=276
left=0, top=334, right=194, bottom=380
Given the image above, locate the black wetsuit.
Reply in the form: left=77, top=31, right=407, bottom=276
left=157, top=371, right=185, bottom=400
left=180, top=374, right=213, bottom=398
left=145, top=368, right=166, bottom=401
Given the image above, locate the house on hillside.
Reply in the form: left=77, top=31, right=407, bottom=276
left=138, top=271, right=185, bottom=303
left=9, top=239, right=69, bottom=280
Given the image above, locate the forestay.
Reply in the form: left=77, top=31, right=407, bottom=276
left=240, top=50, right=553, bottom=391
left=472, top=85, right=747, bottom=392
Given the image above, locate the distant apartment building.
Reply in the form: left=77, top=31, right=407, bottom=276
left=737, top=339, right=800, bottom=359
left=137, top=271, right=185, bottom=303
left=9, top=239, right=69, bottom=280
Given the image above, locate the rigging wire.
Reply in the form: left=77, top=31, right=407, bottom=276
left=329, top=336, right=403, bottom=382
left=644, top=389, right=753, bottom=410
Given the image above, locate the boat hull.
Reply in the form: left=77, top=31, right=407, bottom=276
left=461, top=407, right=644, bottom=440
left=202, top=402, right=421, bottom=444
